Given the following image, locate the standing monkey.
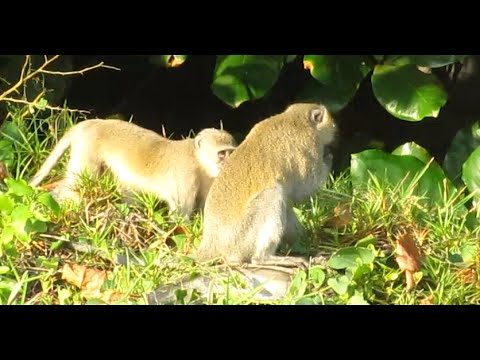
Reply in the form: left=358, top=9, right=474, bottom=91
left=195, top=103, right=337, bottom=267
left=29, top=119, right=237, bottom=217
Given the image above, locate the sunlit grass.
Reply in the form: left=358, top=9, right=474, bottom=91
left=1, top=104, right=479, bottom=305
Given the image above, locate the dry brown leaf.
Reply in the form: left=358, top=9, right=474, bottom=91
left=327, top=203, right=353, bottom=229
left=456, top=267, right=478, bottom=285
left=419, top=294, right=435, bottom=305
left=40, top=180, right=62, bottom=191
left=167, top=56, right=186, bottom=68
left=303, top=60, right=314, bottom=71
left=417, top=66, right=432, bottom=74
left=405, top=271, right=416, bottom=292
left=395, top=229, right=422, bottom=291
left=99, top=290, right=123, bottom=304
left=164, top=225, right=191, bottom=248
left=61, top=262, right=106, bottom=299
left=0, top=161, right=9, bottom=182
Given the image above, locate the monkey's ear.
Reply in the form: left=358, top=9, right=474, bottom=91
left=310, top=107, right=325, bottom=124
left=194, top=134, right=203, bottom=150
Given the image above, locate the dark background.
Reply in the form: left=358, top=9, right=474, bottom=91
left=50, top=55, right=480, bottom=168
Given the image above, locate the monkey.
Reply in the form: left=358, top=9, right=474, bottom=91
left=194, top=103, right=337, bottom=268
left=28, top=119, right=237, bottom=218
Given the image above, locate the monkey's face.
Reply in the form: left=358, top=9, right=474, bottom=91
left=201, top=145, right=236, bottom=177
left=195, top=128, right=237, bottom=177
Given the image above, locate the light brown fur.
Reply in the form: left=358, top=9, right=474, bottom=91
left=195, top=103, right=336, bottom=266
left=29, top=119, right=237, bottom=217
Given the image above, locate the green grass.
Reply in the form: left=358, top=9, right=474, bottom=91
left=1, top=104, right=480, bottom=305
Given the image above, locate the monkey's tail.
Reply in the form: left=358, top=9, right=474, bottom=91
left=28, top=130, right=73, bottom=187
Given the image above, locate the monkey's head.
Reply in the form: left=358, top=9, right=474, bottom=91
left=285, top=103, right=337, bottom=147
left=194, top=128, right=237, bottom=177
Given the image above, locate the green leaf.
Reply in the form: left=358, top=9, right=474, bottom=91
left=460, top=244, right=477, bottom=263
left=355, top=235, right=377, bottom=247
left=385, top=55, right=469, bottom=68
left=0, top=140, right=14, bottom=168
left=462, top=147, right=480, bottom=202
left=37, top=192, right=60, bottom=216
left=392, top=142, right=434, bottom=164
left=351, top=149, right=456, bottom=204
left=328, top=247, right=375, bottom=270
left=86, top=298, right=107, bottom=305
left=327, top=275, right=351, bottom=295
left=0, top=121, right=22, bottom=143
left=392, top=142, right=446, bottom=175
left=10, top=204, right=32, bottom=239
left=0, top=194, right=14, bottom=214
left=149, top=55, right=188, bottom=68
left=444, top=121, right=480, bottom=184
left=296, top=77, right=356, bottom=113
left=303, top=55, right=372, bottom=92
left=35, top=256, right=59, bottom=270
left=288, top=270, right=307, bottom=297
left=34, top=98, right=48, bottom=110
left=295, top=297, right=318, bottom=305
left=0, top=266, right=9, bottom=274
left=211, top=55, right=285, bottom=108
left=0, top=226, right=15, bottom=244
left=351, top=264, right=373, bottom=281
left=5, top=178, right=34, bottom=197
left=308, top=266, right=325, bottom=287
left=371, top=64, right=447, bottom=121
left=50, top=241, right=64, bottom=250
left=25, top=219, right=47, bottom=233
left=347, top=291, right=370, bottom=305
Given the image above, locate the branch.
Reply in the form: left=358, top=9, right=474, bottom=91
left=3, top=96, right=90, bottom=114
left=40, top=61, right=120, bottom=76
left=0, top=55, right=60, bottom=101
left=0, top=55, right=119, bottom=105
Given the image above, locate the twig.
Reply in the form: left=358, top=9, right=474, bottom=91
left=0, top=55, right=119, bottom=107
left=2, top=97, right=90, bottom=114
left=0, top=55, right=59, bottom=101
left=40, top=62, right=120, bottom=76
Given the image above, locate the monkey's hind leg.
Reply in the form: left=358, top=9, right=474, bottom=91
left=55, top=145, right=103, bottom=202
left=248, top=185, right=309, bottom=269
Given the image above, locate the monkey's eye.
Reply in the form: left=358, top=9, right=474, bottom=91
left=218, top=150, right=227, bottom=160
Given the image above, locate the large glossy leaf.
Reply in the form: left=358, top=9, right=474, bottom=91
left=303, top=55, right=372, bottom=92
left=462, top=147, right=480, bottom=201
left=351, top=149, right=455, bottom=204
left=385, top=55, right=469, bottom=68
left=296, top=77, right=355, bottom=113
left=392, top=142, right=433, bottom=163
left=392, top=142, right=446, bottom=174
left=371, top=64, right=447, bottom=121
left=444, top=121, right=480, bottom=183
left=211, top=55, right=285, bottom=108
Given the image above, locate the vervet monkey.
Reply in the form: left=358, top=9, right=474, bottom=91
left=29, top=119, right=237, bottom=217
left=195, top=103, right=337, bottom=267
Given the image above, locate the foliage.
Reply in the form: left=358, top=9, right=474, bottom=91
left=155, top=54, right=468, bottom=121
left=1, top=56, right=480, bottom=305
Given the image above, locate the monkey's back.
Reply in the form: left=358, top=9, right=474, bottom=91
left=205, top=106, right=325, bottom=217
left=76, top=119, right=199, bottom=192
